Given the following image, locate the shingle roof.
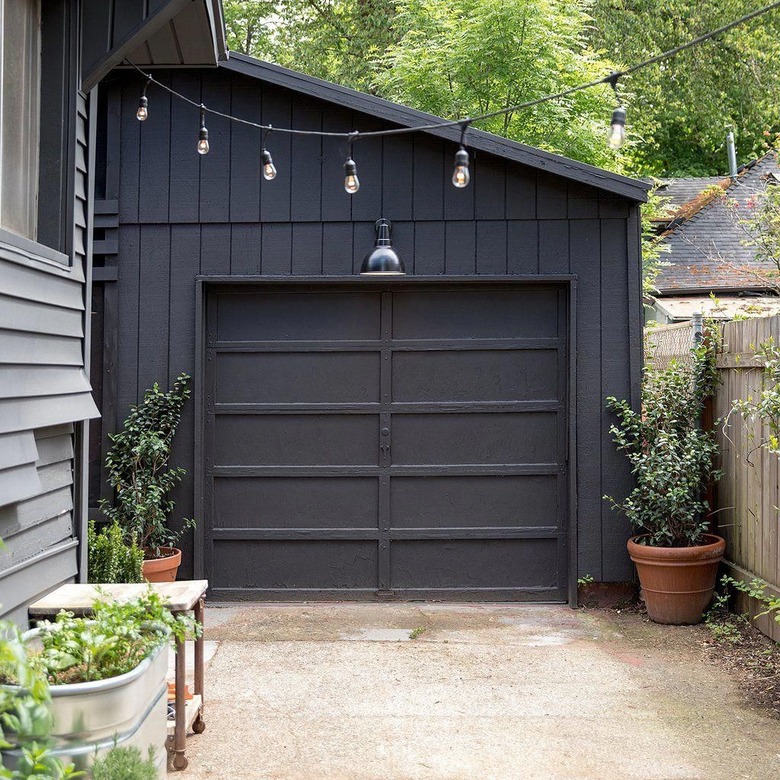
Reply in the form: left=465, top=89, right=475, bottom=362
left=655, top=152, right=780, bottom=294
left=655, top=177, right=728, bottom=211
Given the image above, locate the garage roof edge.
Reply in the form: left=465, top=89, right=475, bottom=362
left=221, top=53, right=650, bottom=203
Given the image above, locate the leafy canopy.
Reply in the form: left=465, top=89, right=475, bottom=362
left=225, top=0, right=623, bottom=169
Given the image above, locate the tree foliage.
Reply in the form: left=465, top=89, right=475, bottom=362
left=224, top=0, right=623, bottom=168
left=589, top=0, right=780, bottom=176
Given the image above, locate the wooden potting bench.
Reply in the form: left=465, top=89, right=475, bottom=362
left=28, top=579, right=208, bottom=771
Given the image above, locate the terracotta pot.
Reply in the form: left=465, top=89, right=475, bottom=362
left=142, top=547, right=181, bottom=583
left=627, top=534, right=725, bottom=625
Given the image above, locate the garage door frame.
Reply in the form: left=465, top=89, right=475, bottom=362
left=193, top=275, right=578, bottom=605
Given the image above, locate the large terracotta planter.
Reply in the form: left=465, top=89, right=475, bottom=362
left=142, top=547, right=181, bottom=582
left=627, top=534, right=725, bottom=625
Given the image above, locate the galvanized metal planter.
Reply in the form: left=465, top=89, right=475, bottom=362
left=2, top=632, right=168, bottom=774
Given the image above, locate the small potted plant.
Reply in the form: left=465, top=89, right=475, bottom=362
left=605, top=336, right=724, bottom=624
left=100, top=373, right=192, bottom=582
left=2, top=590, right=198, bottom=774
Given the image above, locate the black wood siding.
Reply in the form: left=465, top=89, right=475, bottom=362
left=97, top=68, right=640, bottom=584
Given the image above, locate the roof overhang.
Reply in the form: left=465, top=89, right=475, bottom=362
left=82, top=0, right=227, bottom=93
left=222, top=53, right=650, bottom=203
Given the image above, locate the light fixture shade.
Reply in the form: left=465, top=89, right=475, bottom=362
left=360, top=219, right=406, bottom=275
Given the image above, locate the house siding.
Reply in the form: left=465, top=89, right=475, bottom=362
left=0, top=88, right=97, bottom=624
left=95, top=67, right=640, bottom=587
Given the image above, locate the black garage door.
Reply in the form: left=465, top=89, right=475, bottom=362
left=204, top=284, right=569, bottom=601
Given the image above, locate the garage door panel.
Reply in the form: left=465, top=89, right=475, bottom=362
left=392, top=412, right=560, bottom=465
left=214, top=540, right=378, bottom=589
left=392, top=289, right=560, bottom=340
left=392, top=349, right=560, bottom=403
left=390, top=539, right=560, bottom=589
left=216, top=291, right=381, bottom=341
left=216, top=352, right=381, bottom=404
left=390, top=475, right=558, bottom=529
left=214, top=415, right=379, bottom=466
left=214, top=477, right=379, bottom=529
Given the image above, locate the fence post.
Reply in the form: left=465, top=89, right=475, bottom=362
left=692, top=311, right=703, bottom=346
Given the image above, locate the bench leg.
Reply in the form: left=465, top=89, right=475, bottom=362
left=172, top=630, right=188, bottom=770
left=193, top=597, right=206, bottom=734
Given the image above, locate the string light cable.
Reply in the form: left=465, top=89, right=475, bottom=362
left=127, top=0, right=780, bottom=187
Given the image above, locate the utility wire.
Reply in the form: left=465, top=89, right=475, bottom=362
left=126, top=0, right=780, bottom=140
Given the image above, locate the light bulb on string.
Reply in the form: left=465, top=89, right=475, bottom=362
left=197, top=107, right=209, bottom=155
left=606, top=73, right=626, bottom=150
left=136, top=77, right=150, bottom=121
left=260, top=128, right=276, bottom=180
left=261, top=149, right=277, bottom=180
left=452, top=147, right=470, bottom=188
left=344, top=157, right=360, bottom=194
left=608, top=106, right=626, bottom=150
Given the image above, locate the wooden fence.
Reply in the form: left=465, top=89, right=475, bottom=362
left=647, top=316, right=780, bottom=641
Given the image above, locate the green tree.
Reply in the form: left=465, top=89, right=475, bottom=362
left=378, top=0, right=620, bottom=169
left=589, top=0, right=780, bottom=176
left=224, top=0, right=623, bottom=168
left=224, top=0, right=397, bottom=94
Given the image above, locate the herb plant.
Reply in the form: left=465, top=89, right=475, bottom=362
left=0, top=624, right=82, bottom=780
left=32, top=590, right=200, bottom=685
left=100, top=374, right=192, bottom=557
left=91, top=745, right=158, bottom=780
left=87, top=521, right=144, bottom=584
left=604, top=337, right=721, bottom=547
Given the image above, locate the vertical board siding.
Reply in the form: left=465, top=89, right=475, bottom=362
left=103, top=69, right=641, bottom=586
left=599, top=219, right=633, bottom=581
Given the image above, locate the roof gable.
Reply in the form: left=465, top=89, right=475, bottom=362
left=222, top=53, right=649, bottom=203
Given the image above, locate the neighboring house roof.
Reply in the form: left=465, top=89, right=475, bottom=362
left=655, top=177, right=726, bottom=212
left=222, top=53, right=650, bottom=203
left=655, top=151, right=780, bottom=294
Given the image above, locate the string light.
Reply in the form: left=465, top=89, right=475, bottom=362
left=197, top=107, right=209, bottom=155
left=136, top=78, right=150, bottom=121
left=343, top=157, right=360, bottom=194
left=126, top=1, right=780, bottom=184
left=606, top=74, right=626, bottom=150
left=452, top=122, right=471, bottom=188
left=261, top=127, right=277, bottom=180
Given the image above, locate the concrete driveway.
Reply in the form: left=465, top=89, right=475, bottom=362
left=179, top=603, right=780, bottom=780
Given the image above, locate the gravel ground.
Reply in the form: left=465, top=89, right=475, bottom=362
left=175, top=603, right=780, bottom=780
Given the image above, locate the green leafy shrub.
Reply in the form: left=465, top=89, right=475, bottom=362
left=99, top=374, right=192, bottom=556
left=32, top=590, right=200, bottom=685
left=87, top=521, right=144, bottom=584
left=90, top=745, right=158, bottom=780
left=0, top=624, right=81, bottom=779
left=721, top=575, right=780, bottom=628
left=604, top=338, right=721, bottom=547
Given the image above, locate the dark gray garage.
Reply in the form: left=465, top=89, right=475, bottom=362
left=205, top=284, right=568, bottom=599
left=90, top=53, right=648, bottom=604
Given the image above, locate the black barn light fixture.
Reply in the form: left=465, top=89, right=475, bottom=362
left=360, top=219, right=405, bottom=276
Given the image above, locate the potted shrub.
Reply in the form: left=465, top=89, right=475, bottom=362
left=100, top=373, right=192, bottom=582
left=605, top=337, right=724, bottom=624
left=2, top=590, right=198, bottom=775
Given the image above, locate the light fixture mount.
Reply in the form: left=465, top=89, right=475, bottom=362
left=360, top=218, right=406, bottom=276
